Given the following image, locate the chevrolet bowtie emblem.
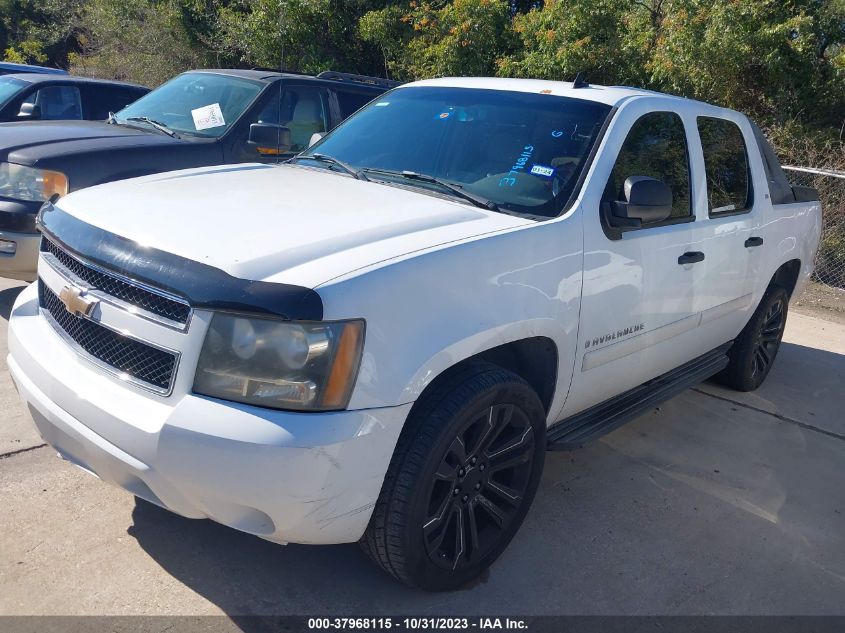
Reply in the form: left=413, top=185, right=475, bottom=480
left=58, top=285, right=98, bottom=317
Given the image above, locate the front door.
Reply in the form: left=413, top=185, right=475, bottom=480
left=227, top=83, right=330, bottom=163
left=558, top=101, right=701, bottom=419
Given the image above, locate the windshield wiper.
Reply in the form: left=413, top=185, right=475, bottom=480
left=295, top=154, right=369, bottom=181
left=125, top=116, right=181, bottom=139
left=363, top=168, right=500, bottom=211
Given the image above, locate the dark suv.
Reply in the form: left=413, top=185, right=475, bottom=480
left=0, top=74, right=149, bottom=123
left=0, top=69, right=397, bottom=280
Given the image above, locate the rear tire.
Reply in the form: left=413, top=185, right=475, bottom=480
left=361, top=362, right=546, bottom=591
left=717, top=286, right=789, bottom=391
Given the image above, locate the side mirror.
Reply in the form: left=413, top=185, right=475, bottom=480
left=18, top=102, right=41, bottom=120
left=248, top=123, right=291, bottom=155
left=610, top=176, right=673, bottom=228
left=308, top=132, right=325, bottom=148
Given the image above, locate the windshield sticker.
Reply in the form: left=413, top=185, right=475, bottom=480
left=530, top=164, right=555, bottom=178
left=191, top=103, right=225, bottom=131
left=499, top=145, right=535, bottom=188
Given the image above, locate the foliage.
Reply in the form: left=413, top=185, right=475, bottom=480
left=1, top=0, right=86, bottom=67
left=361, top=0, right=516, bottom=80
left=212, top=0, right=387, bottom=75
left=0, top=0, right=842, bottom=167
left=68, top=1, right=212, bottom=86
left=498, top=0, right=650, bottom=85
left=648, top=0, right=845, bottom=128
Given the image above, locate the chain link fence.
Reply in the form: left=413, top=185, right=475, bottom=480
left=783, top=166, right=845, bottom=292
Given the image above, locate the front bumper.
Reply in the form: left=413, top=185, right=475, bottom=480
left=8, top=283, right=410, bottom=544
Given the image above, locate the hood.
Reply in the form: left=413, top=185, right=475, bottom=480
left=57, top=163, right=532, bottom=287
left=0, top=120, right=183, bottom=165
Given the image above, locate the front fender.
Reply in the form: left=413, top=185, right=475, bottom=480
left=316, top=212, right=585, bottom=420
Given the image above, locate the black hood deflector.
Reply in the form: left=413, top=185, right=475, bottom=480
left=38, top=203, right=323, bottom=321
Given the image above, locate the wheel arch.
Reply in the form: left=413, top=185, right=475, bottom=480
left=769, top=258, right=802, bottom=298
left=404, top=335, right=560, bottom=418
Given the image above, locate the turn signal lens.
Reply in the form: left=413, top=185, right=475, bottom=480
left=41, top=170, right=69, bottom=199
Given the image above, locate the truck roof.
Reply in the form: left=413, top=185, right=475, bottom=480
left=404, top=77, right=700, bottom=108
left=2, top=73, right=148, bottom=90
left=0, top=61, right=67, bottom=75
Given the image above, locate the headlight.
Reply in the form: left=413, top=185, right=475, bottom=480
left=193, top=314, right=365, bottom=411
left=0, top=163, right=68, bottom=202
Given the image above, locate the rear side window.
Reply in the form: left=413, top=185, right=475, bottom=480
left=697, top=117, right=752, bottom=215
left=336, top=90, right=377, bottom=118
left=607, top=111, right=691, bottom=219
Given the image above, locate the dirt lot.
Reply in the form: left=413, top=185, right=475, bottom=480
left=1, top=276, right=843, bottom=615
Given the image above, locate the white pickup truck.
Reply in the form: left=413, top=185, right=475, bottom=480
left=8, top=78, right=821, bottom=591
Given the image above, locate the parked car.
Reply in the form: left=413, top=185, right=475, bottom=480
left=0, top=74, right=148, bottom=123
left=8, top=78, right=821, bottom=591
left=0, top=69, right=396, bottom=281
left=0, top=62, right=67, bottom=76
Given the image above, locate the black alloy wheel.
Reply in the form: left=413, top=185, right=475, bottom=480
left=361, top=361, right=546, bottom=591
left=717, top=285, right=790, bottom=391
left=751, top=296, right=786, bottom=380
left=423, top=403, right=535, bottom=571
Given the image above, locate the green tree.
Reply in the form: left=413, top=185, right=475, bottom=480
left=361, top=0, right=516, bottom=80
left=69, top=0, right=212, bottom=86
left=498, top=0, right=650, bottom=85
left=213, top=0, right=386, bottom=75
left=1, top=0, right=86, bottom=68
left=649, top=0, right=845, bottom=128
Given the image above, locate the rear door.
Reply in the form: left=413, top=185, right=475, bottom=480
left=560, top=98, right=700, bottom=418
left=684, top=113, right=767, bottom=353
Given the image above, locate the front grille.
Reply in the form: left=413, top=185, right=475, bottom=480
left=39, top=280, right=178, bottom=392
left=41, top=238, right=191, bottom=325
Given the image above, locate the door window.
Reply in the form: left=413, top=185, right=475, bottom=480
left=335, top=90, right=376, bottom=118
left=251, top=86, right=328, bottom=153
left=82, top=86, right=144, bottom=120
left=23, top=85, right=82, bottom=120
left=697, top=117, right=752, bottom=215
left=606, top=111, right=691, bottom=221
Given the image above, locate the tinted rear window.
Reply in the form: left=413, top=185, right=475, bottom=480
left=698, top=117, right=752, bottom=215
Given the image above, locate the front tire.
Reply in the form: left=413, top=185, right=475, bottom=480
left=717, top=286, right=789, bottom=391
left=361, top=362, right=546, bottom=591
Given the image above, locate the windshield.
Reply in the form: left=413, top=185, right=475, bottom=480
left=0, top=77, right=26, bottom=108
left=114, top=72, right=264, bottom=138
left=303, top=86, right=612, bottom=218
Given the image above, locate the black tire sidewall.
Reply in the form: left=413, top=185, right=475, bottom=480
left=731, top=286, right=789, bottom=390
left=401, top=377, right=546, bottom=591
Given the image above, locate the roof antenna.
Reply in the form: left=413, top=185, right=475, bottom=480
left=276, top=0, right=286, bottom=163
left=573, top=71, right=588, bottom=89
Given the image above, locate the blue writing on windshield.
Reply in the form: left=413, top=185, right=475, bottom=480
left=499, top=145, right=535, bottom=187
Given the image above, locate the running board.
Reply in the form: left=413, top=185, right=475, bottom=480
left=547, top=343, right=731, bottom=450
